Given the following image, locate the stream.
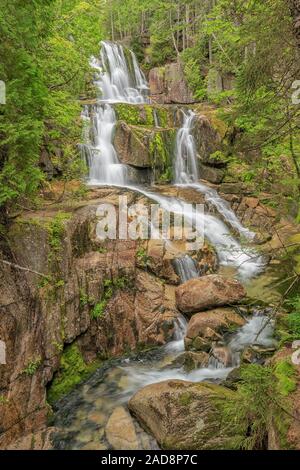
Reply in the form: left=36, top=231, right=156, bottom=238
left=52, top=41, right=277, bottom=450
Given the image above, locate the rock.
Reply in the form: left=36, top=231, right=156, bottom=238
left=129, top=380, right=240, bottom=449
left=223, top=367, right=242, bottom=390
left=105, top=406, right=139, bottom=450
left=168, top=351, right=209, bottom=371
left=192, top=115, right=222, bottom=167
left=210, top=345, right=233, bottom=367
left=113, top=122, right=175, bottom=182
left=6, top=427, right=57, bottom=450
left=184, top=308, right=245, bottom=352
left=149, top=63, right=194, bottom=104
left=198, top=163, right=225, bottom=184
left=175, top=275, right=246, bottom=314
left=0, top=194, right=179, bottom=448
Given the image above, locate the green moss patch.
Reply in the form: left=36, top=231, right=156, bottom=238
left=47, top=344, right=101, bottom=405
left=274, top=359, right=297, bottom=396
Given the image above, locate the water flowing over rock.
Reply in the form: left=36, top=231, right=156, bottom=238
left=175, top=275, right=246, bottom=314
left=184, top=308, right=245, bottom=352
left=128, top=379, right=240, bottom=449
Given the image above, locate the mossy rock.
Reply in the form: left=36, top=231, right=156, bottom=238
left=114, top=121, right=175, bottom=182
left=47, top=343, right=101, bottom=405
left=113, top=103, right=176, bottom=128
left=129, top=379, right=243, bottom=450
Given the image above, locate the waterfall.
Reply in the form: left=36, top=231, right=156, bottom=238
left=173, top=255, right=199, bottom=283
left=174, top=110, right=199, bottom=184
left=85, top=41, right=150, bottom=185
left=86, top=104, right=127, bottom=185
left=91, top=41, right=149, bottom=104
left=84, top=41, right=264, bottom=278
left=173, top=109, right=256, bottom=240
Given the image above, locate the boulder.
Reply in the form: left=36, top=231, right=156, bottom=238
left=175, top=275, right=246, bottom=314
left=184, top=308, right=245, bottom=352
left=198, top=163, right=225, bottom=184
left=113, top=122, right=175, bottom=182
left=129, top=379, right=240, bottom=449
left=105, top=406, right=139, bottom=450
left=149, top=63, right=194, bottom=104
left=168, top=351, right=209, bottom=371
left=192, top=115, right=222, bottom=167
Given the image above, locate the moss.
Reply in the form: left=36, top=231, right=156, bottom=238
left=274, top=359, right=297, bottom=396
left=149, top=129, right=175, bottom=183
left=178, top=392, right=192, bottom=406
left=90, top=276, right=133, bottom=320
left=0, top=395, right=9, bottom=406
left=114, top=103, right=142, bottom=125
left=47, top=344, right=101, bottom=405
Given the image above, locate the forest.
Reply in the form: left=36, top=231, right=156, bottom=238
left=0, top=0, right=300, bottom=454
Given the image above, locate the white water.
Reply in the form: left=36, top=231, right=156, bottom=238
left=91, top=41, right=149, bottom=104
left=174, top=110, right=256, bottom=240
left=173, top=255, right=199, bottom=282
left=86, top=104, right=127, bottom=184
left=174, top=110, right=199, bottom=184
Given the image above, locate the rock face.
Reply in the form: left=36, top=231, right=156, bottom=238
left=0, top=189, right=178, bottom=448
left=192, top=114, right=222, bottom=166
left=149, top=63, right=194, bottom=104
left=113, top=121, right=175, bottom=181
left=184, top=308, right=245, bottom=352
left=129, top=379, right=239, bottom=449
left=175, top=275, right=246, bottom=314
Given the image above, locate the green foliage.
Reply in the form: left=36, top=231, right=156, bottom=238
left=136, top=246, right=149, bottom=266
left=274, top=360, right=297, bottom=396
left=47, top=212, right=71, bottom=262
left=47, top=343, right=101, bottom=404
left=0, top=0, right=103, bottom=209
left=91, top=276, right=130, bottom=319
left=22, top=357, right=42, bottom=376
left=221, top=364, right=291, bottom=450
left=286, top=296, right=300, bottom=339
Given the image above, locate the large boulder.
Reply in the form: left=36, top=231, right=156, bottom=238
left=149, top=63, right=194, bottom=104
left=129, top=379, right=240, bottom=449
left=192, top=115, right=222, bottom=167
left=184, top=308, right=245, bottom=352
left=113, top=122, right=175, bottom=183
left=175, top=275, right=246, bottom=314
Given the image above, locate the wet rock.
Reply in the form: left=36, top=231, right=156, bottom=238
left=129, top=379, right=240, bottom=449
left=105, top=406, right=140, bottom=450
left=169, top=351, right=209, bottom=371
left=210, top=345, right=233, bottom=367
left=184, top=308, right=245, bottom=352
left=175, top=275, right=246, bottom=314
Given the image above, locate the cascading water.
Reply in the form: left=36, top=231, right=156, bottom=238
left=52, top=42, right=274, bottom=450
left=85, top=104, right=127, bottom=185
left=85, top=41, right=149, bottom=185
left=174, top=109, right=256, bottom=240
left=174, top=110, right=199, bottom=184
left=91, top=41, right=149, bottom=104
